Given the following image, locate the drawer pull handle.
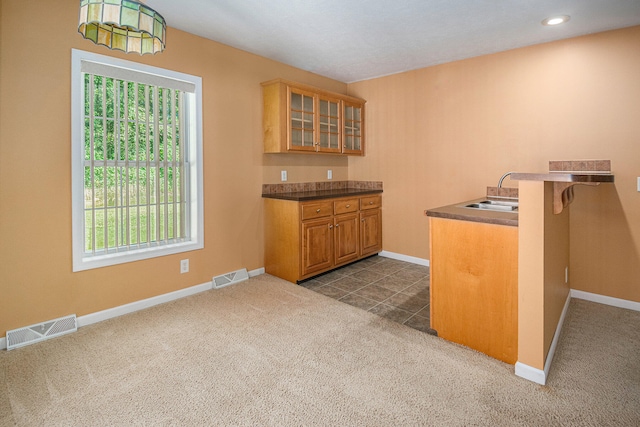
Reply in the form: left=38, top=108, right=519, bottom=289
left=369, top=201, right=374, bottom=205
left=316, top=209, right=321, bottom=213
left=346, top=204, right=350, bottom=208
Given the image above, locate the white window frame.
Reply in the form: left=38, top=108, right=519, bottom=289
left=71, top=49, right=203, bottom=272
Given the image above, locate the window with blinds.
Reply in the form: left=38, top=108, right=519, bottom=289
left=71, top=50, right=203, bottom=272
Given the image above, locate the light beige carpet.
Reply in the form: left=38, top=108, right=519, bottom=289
left=1, top=274, right=639, bottom=426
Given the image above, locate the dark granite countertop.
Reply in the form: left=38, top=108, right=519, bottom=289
left=426, top=197, right=518, bottom=227
left=262, top=188, right=382, bottom=202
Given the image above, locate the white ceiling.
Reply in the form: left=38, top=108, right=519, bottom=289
left=147, top=0, right=640, bottom=83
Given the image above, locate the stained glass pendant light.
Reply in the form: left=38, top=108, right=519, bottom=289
left=78, top=0, right=166, bottom=55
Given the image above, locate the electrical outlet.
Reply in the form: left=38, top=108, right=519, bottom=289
left=281, top=170, right=287, bottom=182
left=327, top=169, right=333, bottom=180
left=180, top=259, right=189, bottom=274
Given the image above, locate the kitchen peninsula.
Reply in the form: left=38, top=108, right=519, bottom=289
left=512, top=160, right=614, bottom=384
left=427, top=160, right=614, bottom=384
left=427, top=192, right=519, bottom=364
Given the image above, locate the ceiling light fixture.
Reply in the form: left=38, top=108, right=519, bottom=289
left=78, top=0, right=166, bottom=55
left=541, top=15, right=571, bottom=26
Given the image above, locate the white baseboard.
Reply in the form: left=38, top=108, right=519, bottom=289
left=79, top=268, right=266, bottom=328
left=515, top=362, right=546, bottom=385
left=571, top=289, right=640, bottom=312
left=2, top=267, right=268, bottom=350
left=516, top=292, right=571, bottom=385
left=77, top=280, right=214, bottom=328
left=1, top=283, right=214, bottom=352
left=379, top=251, right=429, bottom=267
left=249, top=267, right=265, bottom=277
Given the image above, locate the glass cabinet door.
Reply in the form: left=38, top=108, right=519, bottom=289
left=289, top=88, right=316, bottom=151
left=318, top=96, right=341, bottom=153
left=343, top=102, right=363, bottom=154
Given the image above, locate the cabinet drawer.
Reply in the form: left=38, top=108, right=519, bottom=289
left=301, top=201, right=333, bottom=220
left=334, top=198, right=359, bottom=215
left=360, top=195, right=381, bottom=210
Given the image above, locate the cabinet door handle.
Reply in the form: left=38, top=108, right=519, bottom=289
left=316, top=209, right=321, bottom=213
left=361, top=219, right=365, bottom=222
left=329, top=224, right=333, bottom=229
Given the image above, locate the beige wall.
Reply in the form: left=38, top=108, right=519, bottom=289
left=348, top=26, right=640, bottom=303
left=0, top=0, right=349, bottom=334
left=2, top=1, right=639, bottom=340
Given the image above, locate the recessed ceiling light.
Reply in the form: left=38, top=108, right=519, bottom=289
left=542, top=15, right=571, bottom=26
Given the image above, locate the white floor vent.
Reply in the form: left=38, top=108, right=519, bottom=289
left=213, top=268, right=249, bottom=289
left=6, top=314, right=77, bottom=350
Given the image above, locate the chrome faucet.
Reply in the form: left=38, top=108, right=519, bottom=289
left=498, top=172, right=514, bottom=188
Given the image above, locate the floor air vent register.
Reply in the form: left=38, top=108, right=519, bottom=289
left=6, top=314, right=77, bottom=350
left=213, top=268, right=249, bottom=289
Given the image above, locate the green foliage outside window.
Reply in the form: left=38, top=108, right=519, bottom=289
left=83, top=74, right=185, bottom=252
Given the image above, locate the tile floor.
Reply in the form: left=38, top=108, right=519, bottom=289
left=299, top=255, right=435, bottom=334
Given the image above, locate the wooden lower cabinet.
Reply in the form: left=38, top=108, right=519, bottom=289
left=264, top=194, right=382, bottom=283
left=429, top=216, right=518, bottom=364
left=301, top=217, right=333, bottom=277
left=334, top=213, right=359, bottom=265
left=360, top=209, right=382, bottom=257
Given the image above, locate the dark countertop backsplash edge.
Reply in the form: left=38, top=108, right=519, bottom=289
left=262, top=180, right=383, bottom=202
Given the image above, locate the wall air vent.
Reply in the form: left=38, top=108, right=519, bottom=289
left=6, top=314, right=77, bottom=350
left=213, top=268, right=249, bottom=289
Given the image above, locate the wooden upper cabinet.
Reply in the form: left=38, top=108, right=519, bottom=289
left=262, top=79, right=365, bottom=155
left=342, top=100, right=364, bottom=155
left=318, top=95, right=342, bottom=153
left=288, top=86, right=317, bottom=152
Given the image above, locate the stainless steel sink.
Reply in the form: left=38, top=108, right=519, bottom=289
left=464, top=200, right=518, bottom=212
